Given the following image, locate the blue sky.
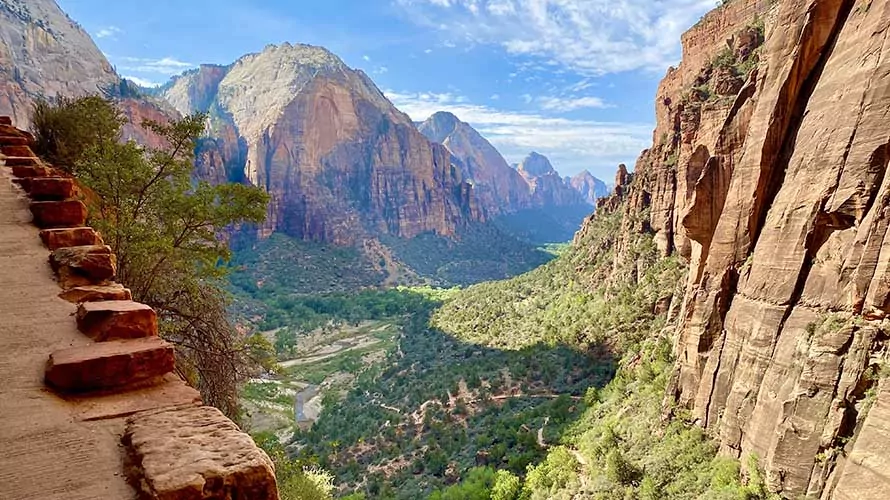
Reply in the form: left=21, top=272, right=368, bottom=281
left=57, top=0, right=716, bottom=179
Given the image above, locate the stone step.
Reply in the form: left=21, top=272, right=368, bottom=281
left=1, top=144, right=35, bottom=157
left=123, top=406, right=277, bottom=500
left=0, top=135, right=32, bottom=146
left=4, top=156, right=40, bottom=167
left=39, top=227, right=103, bottom=250
left=76, top=300, right=158, bottom=341
left=30, top=200, right=88, bottom=228
left=12, top=164, right=53, bottom=178
left=50, top=245, right=116, bottom=287
left=45, top=336, right=174, bottom=393
left=24, top=177, right=75, bottom=201
left=60, top=283, right=132, bottom=304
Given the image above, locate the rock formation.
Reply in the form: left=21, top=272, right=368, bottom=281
left=516, top=152, right=589, bottom=207
left=0, top=0, right=117, bottom=127
left=417, top=111, right=533, bottom=215
left=161, top=45, right=481, bottom=245
left=568, top=170, right=609, bottom=206
left=599, top=0, right=890, bottom=497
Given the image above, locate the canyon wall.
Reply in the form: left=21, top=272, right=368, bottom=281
left=610, top=0, right=890, bottom=497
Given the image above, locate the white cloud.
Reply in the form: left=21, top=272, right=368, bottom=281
left=538, top=96, right=610, bottom=112
left=374, top=66, right=389, bottom=74
left=115, top=56, right=194, bottom=76
left=385, top=90, right=650, bottom=175
left=396, top=0, right=715, bottom=75
left=363, top=55, right=371, bottom=61
left=424, top=48, right=433, bottom=54
left=490, top=94, right=500, bottom=100
left=95, top=26, right=122, bottom=39
left=122, top=75, right=161, bottom=88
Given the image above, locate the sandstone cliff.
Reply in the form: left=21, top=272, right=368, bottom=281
left=604, top=0, right=890, bottom=497
left=162, top=45, right=481, bottom=244
left=418, top=111, right=533, bottom=216
left=0, top=0, right=117, bottom=127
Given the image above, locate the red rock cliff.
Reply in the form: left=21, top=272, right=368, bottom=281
left=163, top=45, right=482, bottom=245
left=610, top=0, right=890, bottom=497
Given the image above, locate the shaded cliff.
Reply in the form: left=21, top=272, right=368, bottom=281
left=601, top=0, right=890, bottom=497
left=162, top=45, right=482, bottom=245
left=568, top=170, right=610, bottom=206
left=417, top=111, right=533, bottom=216
left=0, top=0, right=117, bottom=127
left=517, top=152, right=589, bottom=207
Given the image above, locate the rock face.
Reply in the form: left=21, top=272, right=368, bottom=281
left=0, top=0, right=117, bottom=127
left=517, top=152, right=588, bottom=207
left=417, top=111, right=533, bottom=216
left=602, top=0, right=890, bottom=497
left=161, top=45, right=481, bottom=245
left=568, top=170, right=609, bottom=206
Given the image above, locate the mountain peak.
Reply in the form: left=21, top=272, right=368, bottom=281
left=418, top=112, right=462, bottom=143
left=517, top=152, right=556, bottom=177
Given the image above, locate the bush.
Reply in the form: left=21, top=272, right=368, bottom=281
left=31, top=95, right=126, bottom=171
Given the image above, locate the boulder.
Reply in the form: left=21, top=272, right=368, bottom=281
left=123, top=406, right=279, bottom=500
left=49, top=245, right=115, bottom=287
left=39, top=227, right=103, bottom=250
left=75, top=300, right=157, bottom=341
left=60, top=284, right=132, bottom=304
left=29, top=200, right=87, bottom=228
left=45, top=337, right=174, bottom=392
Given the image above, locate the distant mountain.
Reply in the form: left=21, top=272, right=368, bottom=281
left=568, top=170, right=609, bottom=205
left=516, top=152, right=589, bottom=207
left=161, top=44, right=482, bottom=245
left=417, top=111, right=532, bottom=216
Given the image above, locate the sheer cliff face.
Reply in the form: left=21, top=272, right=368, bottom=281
left=517, top=152, right=589, bottom=207
left=418, top=111, right=533, bottom=215
left=0, top=0, right=117, bottom=127
left=163, top=45, right=480, bottom=244
left=612, top=0, right=890, bottom=497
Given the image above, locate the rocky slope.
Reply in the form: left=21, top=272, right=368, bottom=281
left=602, top=0, right=890, bottom=497
left=516, top=152, right=589, bottom=207
left=567, top=170, right=609, bottom=206
left=0, top=0, right=117, bottom=127
left=162, top=45, right=481, bottom=244
left=417, top=111, right=533, bottom=216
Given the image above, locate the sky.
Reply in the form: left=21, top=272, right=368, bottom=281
left=57, top=0, right=716, bottom=179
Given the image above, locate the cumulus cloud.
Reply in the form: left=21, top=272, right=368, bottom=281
left=396, top=0, right=715, bottom=75
left=115, top=56, right=194, bottom=76
left=385, top=90, right=650, bottom=175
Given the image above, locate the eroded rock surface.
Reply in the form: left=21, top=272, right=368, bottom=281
left=599, top=0, right=890, bottom=497
left=124, top=405, right=279, bottom=500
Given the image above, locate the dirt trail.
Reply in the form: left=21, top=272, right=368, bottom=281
left=0, top=168, right=137, bottom=499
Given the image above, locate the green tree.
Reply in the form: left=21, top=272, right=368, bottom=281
left=32, top=96, right=270, bottom=419
left=491, top=469, right=521, bottom=500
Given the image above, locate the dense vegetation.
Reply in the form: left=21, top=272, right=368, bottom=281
left=273, top=198, right=776, bottom=499
left=379, top=223, right=553, bottom=286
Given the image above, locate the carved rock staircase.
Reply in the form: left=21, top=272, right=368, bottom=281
left=0, top=117, right=279, bottom=499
